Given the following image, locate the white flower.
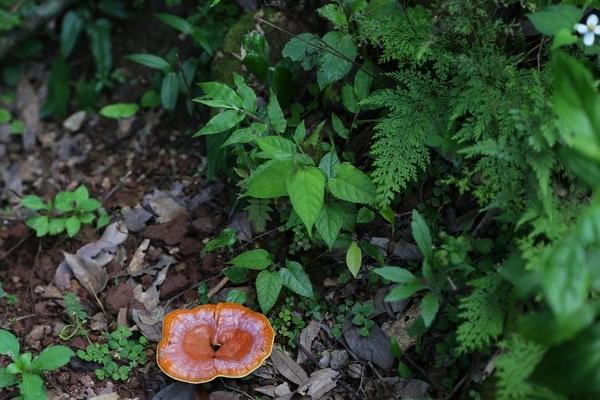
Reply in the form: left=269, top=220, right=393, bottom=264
left=575, top=14, right=600, bottom=46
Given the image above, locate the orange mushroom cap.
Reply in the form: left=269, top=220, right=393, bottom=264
left=157, top=303, right=275, bottom=384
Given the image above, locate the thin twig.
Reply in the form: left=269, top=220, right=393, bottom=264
left=220, top=379, right=255, bottom=400
left=0, top=233, right=32, bottom=261
left=101, top=170, right=132, bottom=204
left=207, top=276, right=229, bottom=298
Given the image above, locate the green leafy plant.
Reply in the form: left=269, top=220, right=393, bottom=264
left=227, top=249, right=314, bottom=313
left=0, top=329, right=74, bottom=400
left=77, top=326, right=147, bottom=381
left=271, top=297, right=307, bottom=347
left=59, top=292, right=89, bottom=340
left=0, top=283, right=17, bottom=305
left=330, top=299, right=375, bottom=338
left=22, top=185, right=110, bottom=238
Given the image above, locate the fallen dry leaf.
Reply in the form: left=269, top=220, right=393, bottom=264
left=128, top=239, right=150, bottom=275
left=270, top=348, right=308, bottom=386
left=297, top=320, right=321, bottom=364
left=297, top=368, right=339, bottom=400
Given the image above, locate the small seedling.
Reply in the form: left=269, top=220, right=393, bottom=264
left=331, top=300, right=375, bottom=338
left=59, top=293, right=89, bottom=340
left=22, top=185, right=110, bottom=238
left=77, top=326, right=147, bottom=381
left=271, top=297, right=306, bottom=348
left=0, top=329, right=74, bottom=400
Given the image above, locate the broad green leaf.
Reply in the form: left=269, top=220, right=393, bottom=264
left=20, top=373, right=46, bottom=400
left=346, top=241, right=362, bottom=278
left=65, top=216, right=81, bottom=238
left=354, top=67, right=373, bottom=101
left=527, top=5, right=581, bottom=36
left=246, top=159, right=293, bottom=198
left=45, top=57, right=70, bottom=118
left=282, top=33, right=322, bottom=70
left=287, top=167, right=325, bottom=234
left=385, top=281, right=426, bottom=302
left=78, top=198, right=101, bottom=212
left=256, top=270, right=283, bottom=313
left=224, top=266, right=248, bottom=284
left=31, top=345, right=74, bottom=372
left=374, top=266, right=417, bottom=283
left=319, top=151, right=340, bottom=178
left=127, top=53, right=170, bottom=71
left=317, top=32, right=357, bottom=89
left=317, top=4, right=348, bottom=30
left=193, top=110, right=245, bottom=136
left=141, top=90, right=161, bottom=108
left=356, top=207, right=375, bottom=224
left=229, top=249, right=272, bottom=270
left=553, top=52, right=600, bottom=161
left=21, top=195, right=46, bottom=211
left=531, top=323, right=600, bottom=396
left=48, top=218, right=66, bottom=235
left=420, top=292, right=439, bottom=327
left=316, top=204, right=343, bottom=248
left=204, top=228, right=237, bottom=252
left=280, top=261, right=314, bottom=298
left=268, top=89, right=286, bottom=133
left=161, top=72, right=179, bottom=110
left=233, top=73, right=257, bottom=113
left=222, top=123, right=267, bottom=147
left=100, top=103, right=139, bottom=119
left=341, top=84, right=359, bottom=113
left=0, top=367, right=15, bottom=388
left=198, top=82, right=242, bottom=110
left=331, top=113, right=349, bottom=139
left=411, top=210, right=433, bottom=260
left=328, top=163, right=376, bottom=204
left=60, top=11, right=83, bottom=58
left=155, top=13, right=192, bottom=34
left=255, top=136, right=297, bottom=159
left=0, top=330, right=19, bottom=359
left=27, top=216, right=49, bottom=237
left=225, top=289, right=247, bottom=304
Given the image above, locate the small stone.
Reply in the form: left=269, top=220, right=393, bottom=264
left=330, top=350, right=349, bottom=370
left=26, top=325, right=51, bottom=346
left=63, top=111, right=86, bottom=132
left=80, top=374, right=95, bottom=388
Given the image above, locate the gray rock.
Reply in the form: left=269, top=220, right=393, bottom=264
left=343, top=322, right=394, bottom=370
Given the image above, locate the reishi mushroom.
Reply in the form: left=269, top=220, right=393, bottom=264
left=157, top=302, right=275, bottom=383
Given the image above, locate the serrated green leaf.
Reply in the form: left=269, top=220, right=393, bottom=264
left=225, top=289, right=247, bottom=304
left=21, top=195, right=46, bottom=211
left=411, top=210, right=432, bottom=260
left=77, top=198, right=101, bottom=212
left=255, top=136, right=297, bottom=160
left=27, top=216, right=49, bottom=237
left=65, top=216, right=81, bottom=238
left=256, top=270, right=282, bottom=313
left=0, top=330, right=19, bottom=359
left=229, top=249, right=272, bottom=270
left=246, top=159, right=293, bottom=198
left=32, top=345, right=74, bottom=372
left=161, top=72, right=179, bottom=110
left=280, top=261, right=314, bottom=298
left=316, top=204, right=342, bottom=248
left=346, top=241, right=362, bottom=278
left=48, top=218, right=66, bottom=235
left=294, top=120, right=307, bottom=144
left=287, top=167, right=325, bottom=235
left=73, top=185, right=89, bottom=202
left=0, top=367, right=16, bottom=388
left=420, top=292, right=439, bottom=327
left=282, top=33, right=321, bottom=71
left=194, top=110, right=245, bottom=136
left=233, top=73, right=257, bottom=114
left=317, top=4, right=348, bottom=30
left=268, top=89, right=286, bottom=133
left=20, top=373, right=46, bottom=400
left=198, top=82, right=242, bottom=110
left=328, top=163, right=376, bottom=204
left=374, top=266, right=417, bottom=283
left=99, top=103, right=139, bottom=119
left=127, top=53, right=171, bottom=71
